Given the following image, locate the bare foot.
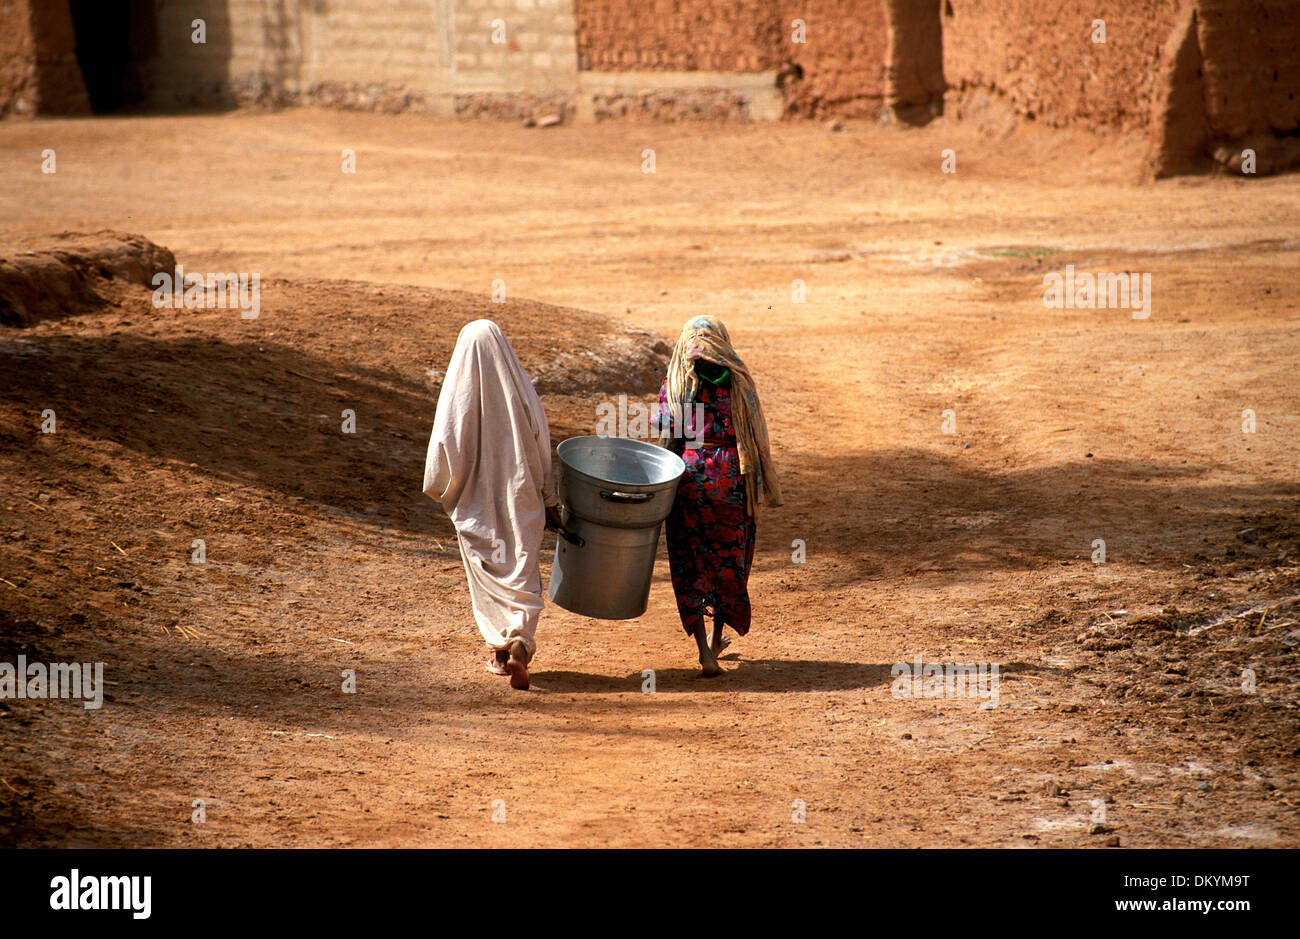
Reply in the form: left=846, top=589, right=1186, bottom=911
left=485, top=649, right=509, bottom=676
left=692, top=622, right=723, bottom=677
left=708, top=628, right=730, bottom=657
left=506, top=641, right=530, bottom=690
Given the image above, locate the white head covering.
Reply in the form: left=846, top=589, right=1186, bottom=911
left=423, top=320, right=556, bottom=656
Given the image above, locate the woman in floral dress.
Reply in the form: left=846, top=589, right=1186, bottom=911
left=656, top=317, right=782, bottom=675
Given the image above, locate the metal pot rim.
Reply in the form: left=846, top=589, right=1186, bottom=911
left=557, top=435, right=685, bottom=490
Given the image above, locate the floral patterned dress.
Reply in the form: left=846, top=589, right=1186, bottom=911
left=656, top=377, right=756, bottom=637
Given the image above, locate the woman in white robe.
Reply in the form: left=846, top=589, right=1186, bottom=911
left=423, top=320, right=559, bottom=690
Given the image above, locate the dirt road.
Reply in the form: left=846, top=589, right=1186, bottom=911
left=1, top=111, right=1298, bottom=846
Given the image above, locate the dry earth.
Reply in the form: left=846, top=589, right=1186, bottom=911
left=0, top=110, right=1297, bottom=847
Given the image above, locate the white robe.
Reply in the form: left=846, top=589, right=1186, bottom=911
left=423, top=320, right=557, bottom=657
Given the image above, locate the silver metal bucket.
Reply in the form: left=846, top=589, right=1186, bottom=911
left=548, top=436, right=685, bottom=620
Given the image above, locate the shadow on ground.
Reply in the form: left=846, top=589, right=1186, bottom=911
left=762, top=451, right=1299, bottom=587
left=534, top=659, right=896, bottom=693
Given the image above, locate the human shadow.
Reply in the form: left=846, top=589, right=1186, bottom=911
left=759, top=448, right=1300, bottom=588
left=534, top=659, right=896, bottom=694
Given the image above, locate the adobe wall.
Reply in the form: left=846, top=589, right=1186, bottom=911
left=1147, top=4, right=1208, bottom=176
left=144, top=0, right=240, bottom=109
left=0, top=0, right=88, bottom=117
left=574, top=0, right=780, bottom=72
left=30, top=0, right=89, bottom=113
left=943, top=0, right=1184, bottom=133
left=571, top=0, right=782, bottom=120
left=942, top=0, right=1300, bottom=174
left=1193, top=0, right=1300, bottom=172
left=6, top=1, right=1296, bottom=175
left=139, top=0, right=446, bottom=111
left=776, top=1, right=890, bottom=119
left=570, top=0, right=893, bottom=120
left=6, top=0, right=891, bottom=123
left=0, top=0, right=34, bottom=117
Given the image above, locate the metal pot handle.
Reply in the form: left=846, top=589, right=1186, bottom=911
left=557, top=526, right=585, bottom=548
left=599, top=489, right=652, bottom=504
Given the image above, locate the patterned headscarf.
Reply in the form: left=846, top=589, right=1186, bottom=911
left=662, top=316, right=782, bottom=516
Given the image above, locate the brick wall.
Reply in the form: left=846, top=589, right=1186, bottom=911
left=573, top=0, right=782, bottom=72
left=777, top=1, right=890, bottom=118
left=6, top=0, right=1297, bottom=176
left=572, top=0, right=892, bottom=119
left=453, top=0, right=579, bottom=118
left=138, top=0, right=579, bottom=115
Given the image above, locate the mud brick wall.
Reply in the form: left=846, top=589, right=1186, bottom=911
left=1195, top=1, right=1300, bottom=143
left=0, top=0, right=88, bottom=117
left=5, top=0, right=1296, bottom=176
left=776, top=1, right=891, bottom=118
left=0, top=0, right=37, bottom=116
left=1151, top=0, right=1300, bottom=175
left=573, top=0, right=782, bottom=72
left=232, top=0, right=450, bottom=106
left=570, top=1, right=785, bottom=122
left=938, top=0, right=1300, bottom=172
left=943, top=0, right=1184, bottom=133
left=572, top=0, right=892, bottom=119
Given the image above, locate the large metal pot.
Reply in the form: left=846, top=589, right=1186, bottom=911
left=548, top=436, right=685, bottom=620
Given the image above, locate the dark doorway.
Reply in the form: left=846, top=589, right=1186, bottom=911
left=886, top=0, right=946, bottom=125
left=68, top=0, right=158, bottom=113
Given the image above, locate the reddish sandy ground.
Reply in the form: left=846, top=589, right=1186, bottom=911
left=0, top=110, right=1298, bottom=847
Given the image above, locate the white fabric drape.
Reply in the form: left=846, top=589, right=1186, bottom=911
left=423, top=320, right=557, bottom=657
